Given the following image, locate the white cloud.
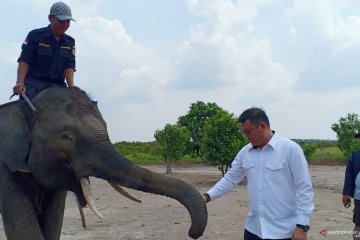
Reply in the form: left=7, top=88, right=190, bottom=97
left=1, top=0, right=360, bottom=142
left=174, top=1, right=276, bottom=89
left=73, top=16, right=172, bottom=102
left=284, top=0, right=360, bottom=90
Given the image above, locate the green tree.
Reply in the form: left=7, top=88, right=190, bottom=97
left=178, top=101, right=222, bottom=160
left=202, top=110, right=247, bottom=176
left=301, top=142, right=317, bottom=161
left=154, top=124, right=190, bottom=174
left=331, top=113, right=360, bottom=158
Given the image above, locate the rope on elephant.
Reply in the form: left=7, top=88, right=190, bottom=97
left=22, top=173, right=45, bottom=215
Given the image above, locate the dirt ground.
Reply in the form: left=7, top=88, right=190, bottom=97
left=0, top=164, right=355, bottom=240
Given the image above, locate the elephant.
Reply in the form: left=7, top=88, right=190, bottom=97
left=0, top=87, right=207, bottom=240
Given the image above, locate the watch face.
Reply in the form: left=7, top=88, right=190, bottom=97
left=297, top=224, right=310, bottom=232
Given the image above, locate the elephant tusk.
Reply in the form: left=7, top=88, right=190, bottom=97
left=108, top=181, right=142, bottom=203
left=80, top=178, right=103, bottom=219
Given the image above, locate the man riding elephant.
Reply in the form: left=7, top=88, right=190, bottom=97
left=12, top=1, right=76, bottom=100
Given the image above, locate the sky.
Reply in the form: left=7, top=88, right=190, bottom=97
left=1, top=0, right=360, bottom=142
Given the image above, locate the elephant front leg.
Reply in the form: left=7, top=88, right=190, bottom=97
left=0, top=167, right=45, bottom=240
left=38, top=190, right=67, bottom=240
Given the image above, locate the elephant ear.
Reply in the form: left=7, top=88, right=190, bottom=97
left=0, top=101, right=32, bottom=172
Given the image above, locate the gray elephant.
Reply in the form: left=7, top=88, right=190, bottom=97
left=0, top=87, right=207, bottom=240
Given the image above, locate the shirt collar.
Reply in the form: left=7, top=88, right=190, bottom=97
left=44, top=25, right=53, bottom=38
left=249, top=130, right=277, bottom=151
left=266, top=131, right=278, bottom=150
left=45, top=25, right=66, bottom=42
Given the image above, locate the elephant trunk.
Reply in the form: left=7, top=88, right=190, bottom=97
left=86, top=146, right=207, bottom=239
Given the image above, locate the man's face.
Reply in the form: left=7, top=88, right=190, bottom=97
left=240, top=119, right=267, bottom=147
left=50, top=16, right=70, bottom=36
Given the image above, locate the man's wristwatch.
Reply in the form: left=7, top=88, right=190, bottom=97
left=296, top=224, right=310, bottom=232
left=203, top=193, right=211, bottom=202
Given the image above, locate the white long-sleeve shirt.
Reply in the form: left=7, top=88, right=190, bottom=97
left=207, top=133, right=314, bottom=239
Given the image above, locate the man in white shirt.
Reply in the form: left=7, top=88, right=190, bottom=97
left=203, top=107, right=314, bottom=240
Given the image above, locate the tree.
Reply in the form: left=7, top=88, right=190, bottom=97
left=331, top=113, right=360, bottom=158
left=202, top=110, right=247, bottom=176
left=154, top=124, right=190, bottom=174
left=301, top=142, right=317, bottom=161
left=178, top=101, right=222, bottom=160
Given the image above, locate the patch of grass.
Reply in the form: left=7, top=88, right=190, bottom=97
left=309, top=146, right=345, bottom=161
left=308, top=146, right=347, bottom=165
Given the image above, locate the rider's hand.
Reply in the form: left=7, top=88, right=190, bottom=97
left=13, top=83, right=25, bottom=95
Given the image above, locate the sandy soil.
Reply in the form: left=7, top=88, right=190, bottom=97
left=0, top=164, right=355, bottom=240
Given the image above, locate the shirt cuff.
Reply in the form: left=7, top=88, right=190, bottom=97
left=297, top=214, right=311, bottom=225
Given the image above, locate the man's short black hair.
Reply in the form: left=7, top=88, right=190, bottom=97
left=238, top=107, right=270, bottom=127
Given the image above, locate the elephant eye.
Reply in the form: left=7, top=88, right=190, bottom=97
left=61, top=133, right=74, bottom=141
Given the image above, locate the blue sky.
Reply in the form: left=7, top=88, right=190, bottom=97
left=1, top=0, right=360, bottom=142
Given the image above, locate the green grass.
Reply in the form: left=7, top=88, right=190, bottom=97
left=308, top=146, right=347, bottom=165
left=310, top=146, right=345, bottom=160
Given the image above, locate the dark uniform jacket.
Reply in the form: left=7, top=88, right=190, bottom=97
left=343, top=149, right=360, bottom=197
left=18, top=24, right=76, bottom=85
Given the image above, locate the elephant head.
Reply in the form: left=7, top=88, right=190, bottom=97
left=0, top=87, right=207, bottom=239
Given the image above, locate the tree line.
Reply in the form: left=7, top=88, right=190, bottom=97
left=120, top=102, right=360, bottom=175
